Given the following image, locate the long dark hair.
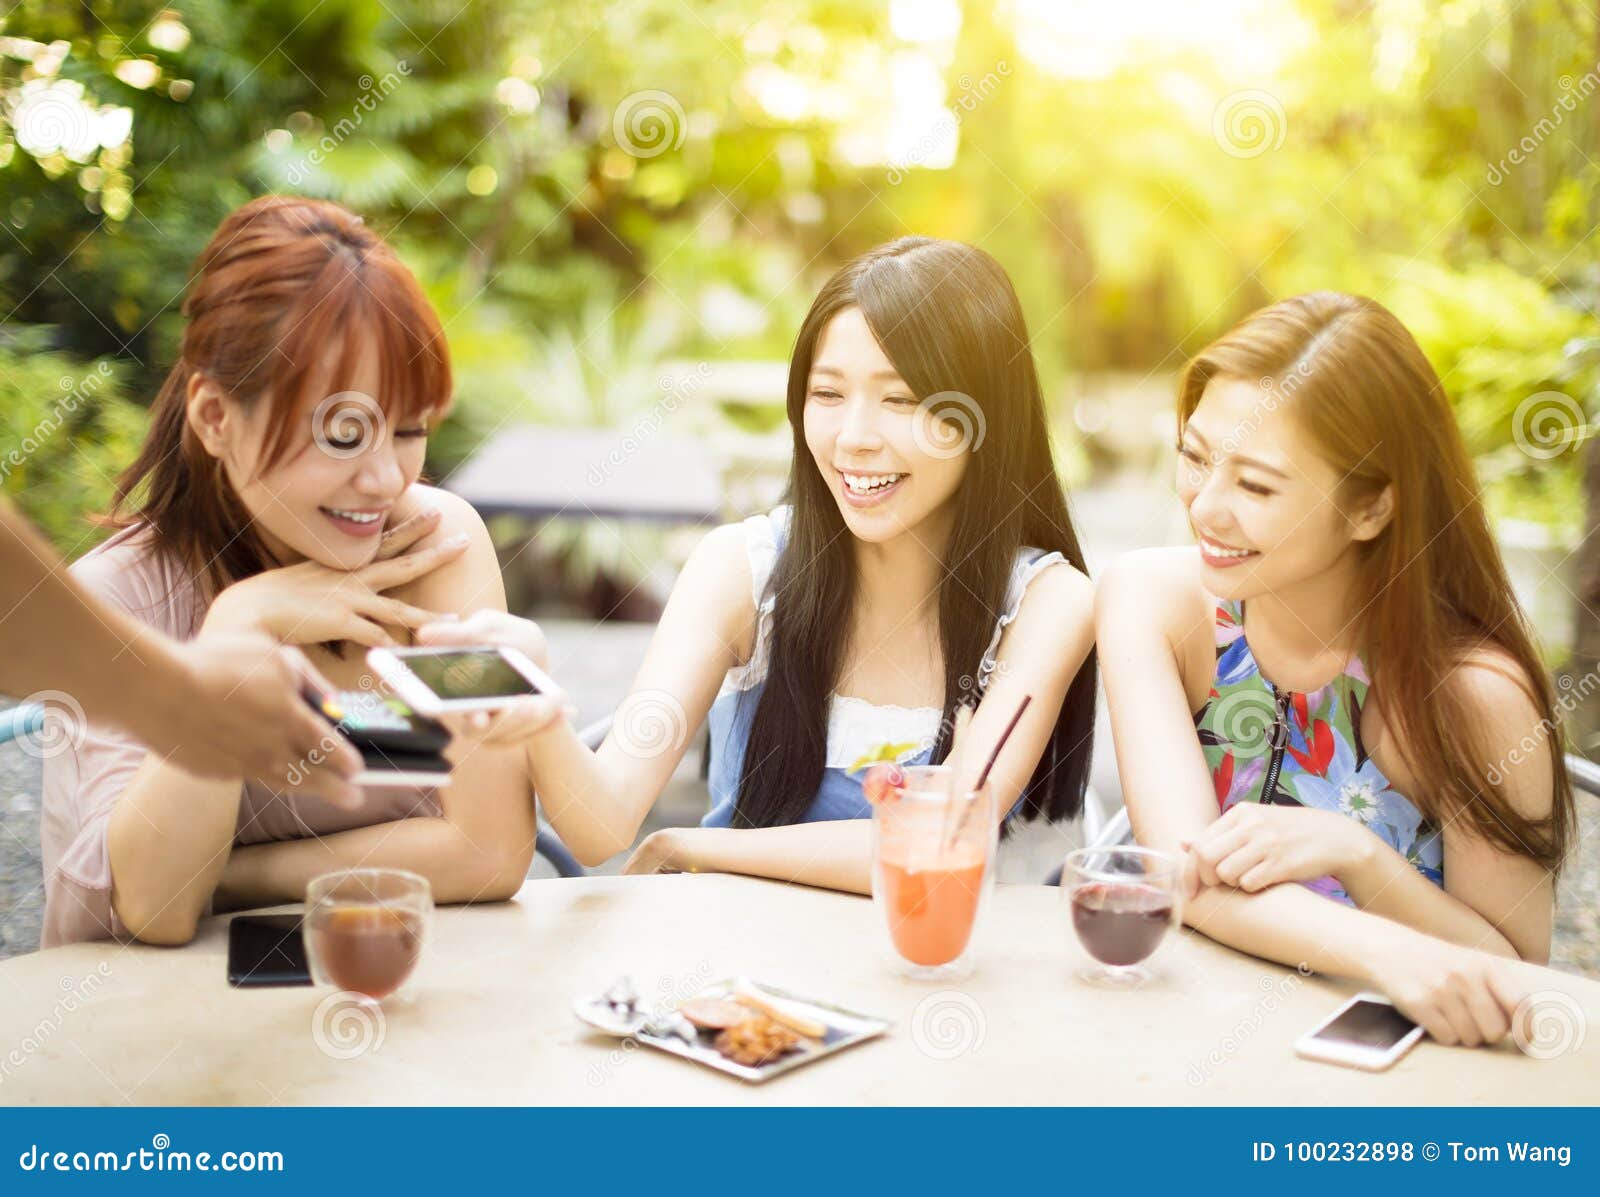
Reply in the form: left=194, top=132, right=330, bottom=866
left=732, top=237, right=1096, bottom=829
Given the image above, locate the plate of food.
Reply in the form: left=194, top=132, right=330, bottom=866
left=574, top=975, right=890, bottom=1082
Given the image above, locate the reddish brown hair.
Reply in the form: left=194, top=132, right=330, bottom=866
left=1178, top=292, right=1573, bottom=873
left=111, top=195, right=451, bottom=595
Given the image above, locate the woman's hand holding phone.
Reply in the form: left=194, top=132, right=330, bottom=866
left=413, top=610, right=572, bottom=752
left=200, top=511, right=468, bottom=649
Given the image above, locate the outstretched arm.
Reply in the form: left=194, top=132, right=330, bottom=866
left=0, top=497, right=358, bottom=794
left=623, top=561, right=1097, bottom=893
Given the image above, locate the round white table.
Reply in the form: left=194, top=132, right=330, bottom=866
left=1, top=875, right=1596, bottom=1104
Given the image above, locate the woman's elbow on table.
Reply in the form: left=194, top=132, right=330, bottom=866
left=568, top=832, right=629, bottom=870
left=538, top=801, right=634, bottom=867
left=114, top=892, right=203, bottom=947
left=454, top=837, right=536, bottom=903
left=491, top=842, right=537, bottom=900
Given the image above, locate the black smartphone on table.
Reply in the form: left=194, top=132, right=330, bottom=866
left=227, top=914, right=312, bottom=988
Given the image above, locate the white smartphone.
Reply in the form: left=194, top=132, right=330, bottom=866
left=366, top=644, right=560, bottom=716
left=1294, top=992, right=1425, bottom=1071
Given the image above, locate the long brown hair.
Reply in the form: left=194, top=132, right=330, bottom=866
left=110, top=195, right=451, bottom=596
left=734, top=237, right=1097, bottom=828
left=1178, top=291, right=1573, bottom=872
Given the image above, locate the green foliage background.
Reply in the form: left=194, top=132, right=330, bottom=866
left=2, top=0, right=1596, bottom=555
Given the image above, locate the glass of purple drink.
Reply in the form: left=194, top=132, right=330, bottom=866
left=1061, top=846, right=1181, bottom=987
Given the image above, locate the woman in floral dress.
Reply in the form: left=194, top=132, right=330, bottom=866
left=1097, top=292, right=1575, bottom=1049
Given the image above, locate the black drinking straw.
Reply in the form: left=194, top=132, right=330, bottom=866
left=945, top=693, right=1032, bottom=850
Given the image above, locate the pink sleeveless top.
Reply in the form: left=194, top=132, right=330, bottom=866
left=38, top=525, right=441, bottom=948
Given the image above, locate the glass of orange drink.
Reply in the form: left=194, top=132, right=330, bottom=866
left=867, top=764, right=995, bottom=981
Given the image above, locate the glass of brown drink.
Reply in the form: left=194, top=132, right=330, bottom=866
left=305, top=868, right=431, bottom=1002
left=1061, top=846, right=1181, bottom=987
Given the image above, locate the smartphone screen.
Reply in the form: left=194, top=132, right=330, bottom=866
left=1311, top=999, right=1418, bottom=1050
left=403, top=649, right=541, bottom=701
left=227, top=914, right=312, bottom=988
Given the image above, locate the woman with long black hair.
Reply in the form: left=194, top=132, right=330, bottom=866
left=426, top=237, right=1098, bottom=892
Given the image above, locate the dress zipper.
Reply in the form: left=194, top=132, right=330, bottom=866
left=1260, top=684, right=1291, bottom=805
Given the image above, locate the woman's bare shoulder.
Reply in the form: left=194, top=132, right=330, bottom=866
left=1096, top=547, right=1211, bottom=635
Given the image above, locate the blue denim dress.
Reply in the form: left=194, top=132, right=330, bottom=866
left=701, top=507, right=1065, bottom=828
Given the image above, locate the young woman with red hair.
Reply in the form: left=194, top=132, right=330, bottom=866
left=40, top=196, right=537, bottom=947
left=1098, top=292, right=1575, bottom=1048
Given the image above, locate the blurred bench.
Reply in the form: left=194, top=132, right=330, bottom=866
left=444, top=426, right=723, bottom=524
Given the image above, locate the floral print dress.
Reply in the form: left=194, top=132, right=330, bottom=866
left=1193, top=598, right=1444, bottom=904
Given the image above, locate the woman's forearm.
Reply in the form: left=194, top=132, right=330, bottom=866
left=525, top=725, right=659, bottom=865
left=0, top=502, right=194, bottom=735
left=1341, top=841, right=1520, bottom=958
left=1182, top=880, right=1415, bottom=983
left=106, top=758, right=245, bottom=944
left=217, top=815, right=529, bottom=910
left=670, top=822, right=875, bottom=895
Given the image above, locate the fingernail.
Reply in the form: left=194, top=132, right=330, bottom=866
left=445, top=534, right=469, bottom=547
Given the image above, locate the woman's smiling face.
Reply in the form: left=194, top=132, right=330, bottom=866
left=802, top=306, right=969, bottom=544
left=194, top=339, right=436, bottom=571
left=1176, top=375, right=1390, bottom=602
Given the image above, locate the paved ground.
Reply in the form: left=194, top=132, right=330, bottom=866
left=3, top=482, right=1596, bottom=975
left=0, top=719, right=43, bottom=960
